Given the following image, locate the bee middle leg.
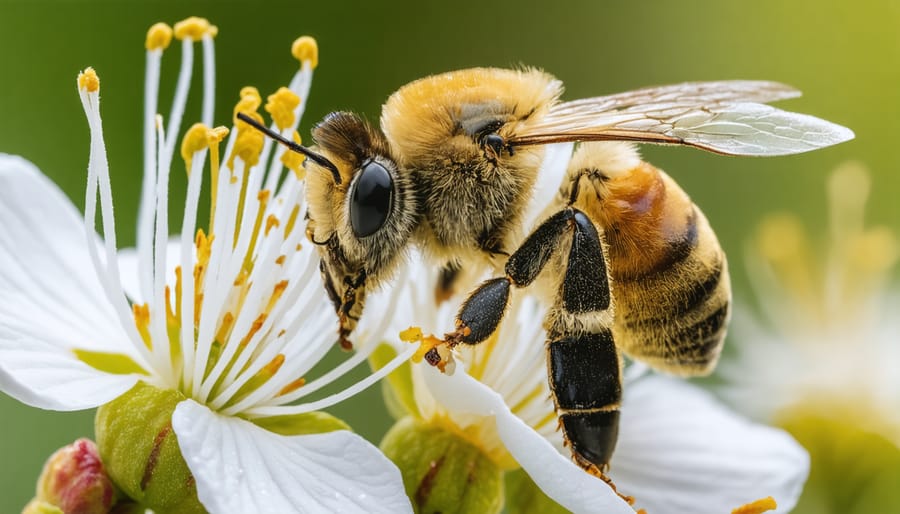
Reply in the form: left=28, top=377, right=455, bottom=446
left=444, top=206, right=609, bottom=347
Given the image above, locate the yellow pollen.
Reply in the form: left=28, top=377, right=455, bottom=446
left=296, top=243, right=303, bottom=252
left=215, top=312, right=236, bottom=344
left=264, top=354, right=286, bottom=374
left=181, top=123, right=210, bottom=174
left=194, top=229, right=214, bottom=324
left=731, top=496, right=777, bottom=514
left=265, top=87, right=301, bottom=131
left=402, top=327, right=441, bottom=361
left=164, top=285, right=177, bottom=325
left=291, top=36, right=319, bottom=69
left=277, top=329, right=287, bottom=338
left=207, top=126, right=229, bottom=145
left=233, top=87, right=262, bottom=125
left=132, top=303, right=152, bottom=350
left=174, top=266, right=183, bottom=324
left=228, top=120, right=264, bottom=170
left=145, top=22, right=173, bottom=50
left=278, top=377, right=306, bottom=396
left=77, top=67, right=100, bottom=93
left=275, top=255, right=286, bottom=265
left=265, top=214, right=281, bottom=236
left=239, top=315, right=267, bottom=348
left=225, top=353, right=287, bottom=406
left=173, top=17, right=217, bottom=41
left=266, top=280, right=289, bottom=313
left=284, top=205, right=301, bottom=240
left=280, top=131, right=307, bottom=180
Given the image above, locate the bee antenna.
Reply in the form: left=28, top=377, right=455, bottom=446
left=236, top=112, right=342, bottom=185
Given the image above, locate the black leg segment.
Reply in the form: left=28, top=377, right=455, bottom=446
left=453, top=277, right=511, bottom=345
left=549, top=329, right=620, bottom=410
left=505, top=209, right=574, bottom=286
left=560, top=410, right=620, bottom=469
left=563, top=211, right=610, bottom=313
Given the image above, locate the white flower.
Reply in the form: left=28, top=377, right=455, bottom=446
left=0, top=18, right=411, bottom=513
left=723, top=162, right=900, bottom=446
left=359, top=241, right=809, bottom=511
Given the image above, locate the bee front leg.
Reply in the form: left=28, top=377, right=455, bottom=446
left=440, top=208, right=582, bottom=348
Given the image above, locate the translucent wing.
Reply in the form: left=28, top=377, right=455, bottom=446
left=510, top=80, right=854, bottom=156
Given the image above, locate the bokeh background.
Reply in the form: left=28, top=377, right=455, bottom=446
left=1, top=0, right=897, bottom=512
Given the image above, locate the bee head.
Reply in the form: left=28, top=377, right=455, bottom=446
left=305, top=112, right=418, bottom=338
left=380, top=67, right=562, bottom=174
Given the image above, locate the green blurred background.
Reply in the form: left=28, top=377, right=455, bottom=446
left=0, top=0, right=897, bottom=512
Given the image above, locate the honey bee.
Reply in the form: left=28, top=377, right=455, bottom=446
left=238, top=68, right=852, bottom=481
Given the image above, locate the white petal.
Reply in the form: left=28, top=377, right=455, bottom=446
left=610, top=375, right=809, bottom=514
left=117, top=238, right=185, bottom=303
left=522, top=142, right=573, bottom=230
left=422, top=365, right=634, bottom=514
left=0, top=329, right=140, bottom=410
left=172, top=400, right=413, bottom=514
left=0, top=154, right=142, bottom=409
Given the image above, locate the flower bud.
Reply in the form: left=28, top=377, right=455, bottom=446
left=381, top=416, right=503, bottom=514
left=94, top=383, right=204, bottom=514
left=32, top=438, right=115, bottom=514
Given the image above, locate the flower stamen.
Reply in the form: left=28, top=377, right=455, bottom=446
left=731, top=496, right=777, bottom=514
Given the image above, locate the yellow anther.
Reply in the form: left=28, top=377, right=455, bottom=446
left=280, top=132, right=307, bottom=180
left=399, top=326, right=423, bottom=343
left=278, top=377, right=306, bottom=396
left=132, top=304, right=152, bottom=350
left=403, top=326, right=455, bottom=373
left=275, top=255, right=287, bottom=265
left=731, top=496, right=777, bottom=514
left=227, top=354, right=287, bottom=406
left=265, top=214, right=281, bottom=236
left=291, top=36, right=318, bottom=69
left=207, top=126, right=229, bottom=145
left=228, top=122, right=265, bottom=170
left=265, top=87, right=301, bottom=131
left=239, top=315, right=267, bottom=347
left=233, top=87, right=262, bottom=125
left=284, top=204, right=301, bottom=240
left=174, top=266, right=183, bottom=324
left=194, top=229, right=214, bottom=325
left=181, top=123, right=210, bottom=173
left=265, top=280, right=289, bottom=314
left=145, top=22, right=173, bottom=51
left=173, top=17, right=216, bottom=41
left=77, top=67, right=100, bottom=93
left=215, top=312, right=235, bottom=344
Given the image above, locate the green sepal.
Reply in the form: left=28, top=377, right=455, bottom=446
left=250, top=411, right=350, bottom=435
left=369, top=343, right=419, bottom=419
left=380, top=416, right=503, bottom=514
left=73, top=349, right=148, bottom=376
left=94, top=382, right=204, bottom=514
left=21, top=500, right=63, bottom=514
left=504, top=468, right=569, bottom=514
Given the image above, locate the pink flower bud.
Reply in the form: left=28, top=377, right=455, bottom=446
left=36, top=438, right=115, bottom=514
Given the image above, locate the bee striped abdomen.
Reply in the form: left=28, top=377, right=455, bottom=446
left=608, top=175, right=731, bottom=376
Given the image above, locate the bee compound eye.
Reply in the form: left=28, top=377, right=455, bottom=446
left=350, top=160, right=394, bottom=238
left=483, top=133, right=506, bottom=156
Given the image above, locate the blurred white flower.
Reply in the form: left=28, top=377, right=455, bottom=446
left=723, top=162, right=900, bottom=447
left=0, top=18, right=411, bottom=513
